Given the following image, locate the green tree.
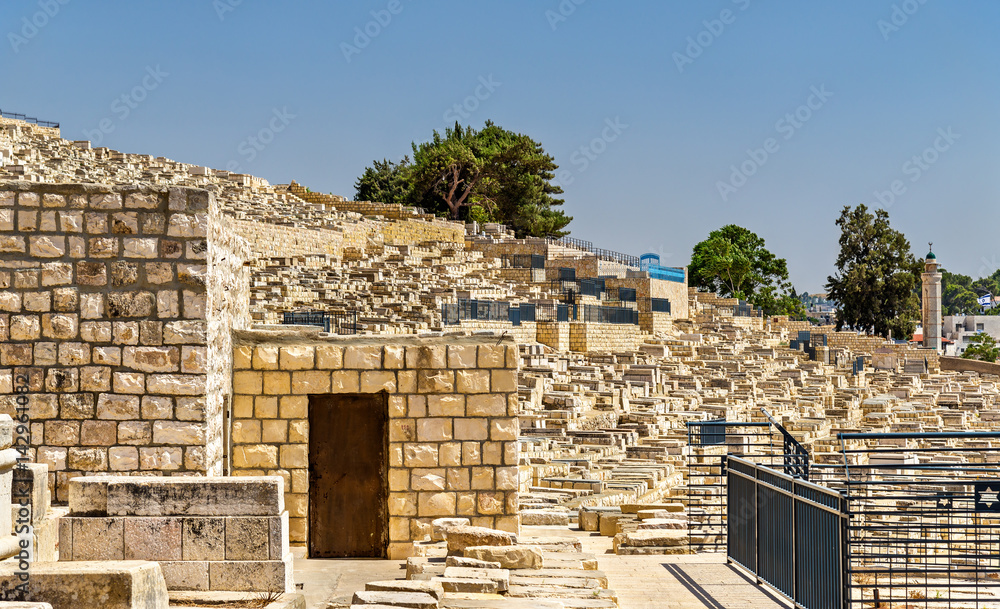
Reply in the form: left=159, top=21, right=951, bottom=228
left=688, top=225, right=804, bottom=316
left=353, top=157, right=411, bottom=204
left=962, top=333, right=1000, bottom=362
left=825, top=205, right=921, bottom=339
left=355, top=121, right=571, bottom=237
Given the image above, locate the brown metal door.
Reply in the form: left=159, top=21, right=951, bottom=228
left=308, top=393, right=388, bottom=558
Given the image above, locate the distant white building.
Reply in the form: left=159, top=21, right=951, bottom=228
left=942, top=315, right=1000, bottom=356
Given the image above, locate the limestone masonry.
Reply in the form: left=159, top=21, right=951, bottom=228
left=0, top=114, right=995, bottom=607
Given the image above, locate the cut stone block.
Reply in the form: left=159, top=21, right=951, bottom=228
left=463, top=545, right=542, bottom=570
left=0, top=560, right=168, bottom=609
left=519, top=509, right=569, bottom=526
left=207, top=553, right=294, bottom=593
left=158, top=561, right=209, bottom=591
left=365, top=579, right=444, bottom=600
left=444, top=526, right=515, bottom=555
left=433, top=576, right=498, bottom=594
left=445, top=555, right=501, bottom=569
left=351, top=590, right=438, bottom=608
left=430, top=517, right=469, bottom=542
left=106, top=477, right=284, bottom=517
left=442, top=566, right=509, bottom=593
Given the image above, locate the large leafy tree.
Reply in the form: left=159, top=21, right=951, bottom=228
left=825, top=205, right=922, bottom=339
left=354, top=157, right=411, bottom=205
left=688, top=225, right=804, bottom=316
left=962, top=333, right=1000, bottom=362
left=353, top=121, right=571, bottom=238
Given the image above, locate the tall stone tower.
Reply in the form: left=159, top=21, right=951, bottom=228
left=921, top=244, right=942, bottom=351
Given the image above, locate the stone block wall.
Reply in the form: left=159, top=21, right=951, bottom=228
left=231, top=219, right=345, bottom=258
left=453, top=320, right=537, bottom=345
left=638, top=311, right=673, bottom=335
left=536, top=321, right=569, bottom=351
left=0, top=182, right=250, bottom=501
left=60, top=476, right=291, bottom=593
left=568, top=322, right=642, bottom=353
left=229, top=330, right=521, bottom=558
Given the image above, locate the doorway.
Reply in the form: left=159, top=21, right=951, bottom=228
left=308, top=393, right=388, bottom=558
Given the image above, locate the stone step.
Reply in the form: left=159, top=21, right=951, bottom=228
left=351, top=590, right=439, bottom=608
left=365, top=580, right=444, bottom=600
left=433, top=577, right=499, bottom=594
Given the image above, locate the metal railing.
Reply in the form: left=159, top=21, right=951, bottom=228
left=442, top=299, right=639, bottom=326
left=685, top=409, right=811, bottom=552
left=500, top=254, right=544, bottom=269
left=734, top=300, right=763, bottom=317
left=520, top=302, right=572, bottom=323
left=579, top=304, right=638, bottom=325
left=650, top=297, right=671, bottom=313
left=728, top=456, right=846, bottom=609
left=282, top=310, right=358, bottom=334
left=0, top=109, right=59, bottom=128
left=578, top=278, right=605, bottom=298
left=830, top=431, right=1000, bottom=608
left=548, top=236, right=642, bottom=268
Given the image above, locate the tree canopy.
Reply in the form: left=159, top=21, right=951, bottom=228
left=942, top=269, right=1000, bottom=316
left=353, top=121, right=571, bottom=238
left=825, top=204, right=922, bottom=339
left=962, top=333, right=1000, bottom=362
left=688, top=225, right=804, bottom=316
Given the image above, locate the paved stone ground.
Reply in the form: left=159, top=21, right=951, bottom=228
left=571, top=528, right=790, bottom=609
left=290, top=528, right=790, bottom=609
left=291, top=547, right=407, bottom=608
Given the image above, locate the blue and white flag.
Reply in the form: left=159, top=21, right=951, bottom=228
left=979, top=294, right=993, bottom=306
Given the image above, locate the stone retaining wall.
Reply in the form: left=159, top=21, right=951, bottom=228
left=569, top=322, right=642, bottom=353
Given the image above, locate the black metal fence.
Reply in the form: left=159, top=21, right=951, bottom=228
left=579, top=304, right=638, bottom=325
left=282, top=310, right=358, bottom=334
left=500, top=254, right=544, bottom=269
left=520, top=302, right=572, bottom=323
left=578, top=278, right=605, bottom=298
left=685, top=415, right=811, bottom=552
left=548, top=236, right=641, bottom=268
left=650, top=297, right=671, bottom=313
left=442, top=299, right=639, bottom=326
left=0, top=109, right=59, bottom=128
left=728, top=456, right=846, bottom=609
left=827, top=432, right=1000, bottom=608
left=734, top=300, right=763, bottom=317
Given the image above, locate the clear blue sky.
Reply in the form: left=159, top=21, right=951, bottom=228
left=4, top=0, right=998, bottom=292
